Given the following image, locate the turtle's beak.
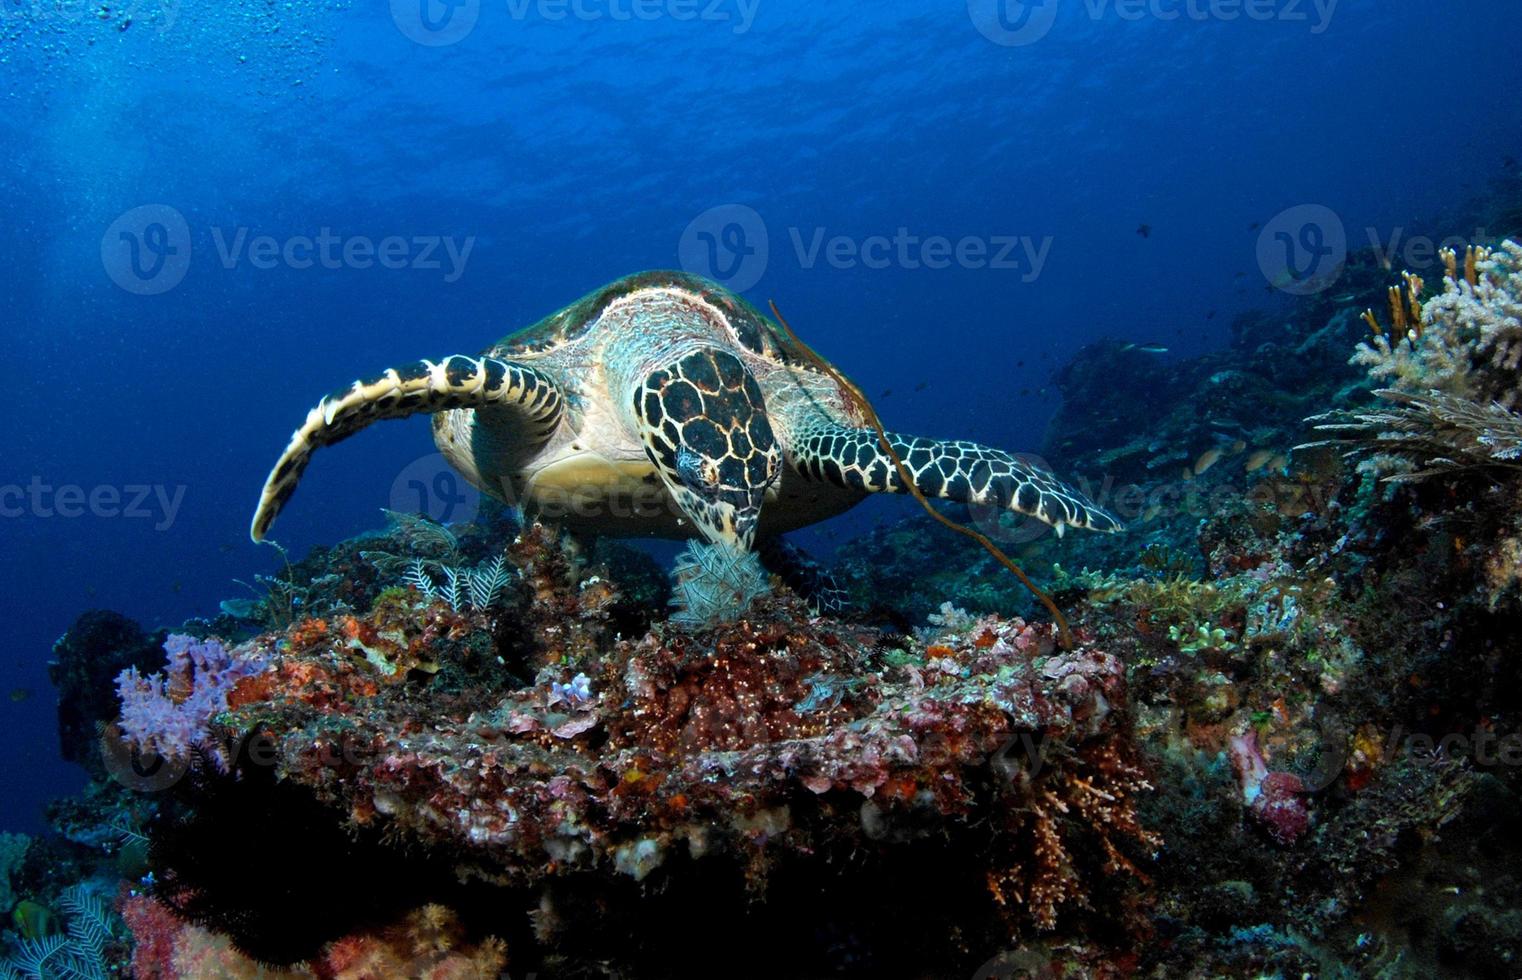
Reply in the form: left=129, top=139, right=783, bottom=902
left=633, top=347, right=780, bottom=551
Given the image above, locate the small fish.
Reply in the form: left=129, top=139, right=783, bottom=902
left=1122, top=342, right=1169, bottom=355
left=1016, top=360, right=1025, bottom=368
left=1234, top=271, right=1246, bottom=279
left=1205, top=310, right=1216, bottom=320
left=1268, top=453, right=1289, bottom=470
left=1244, top=449, right=1275, bottom=472
left=1136, top=223, right=1151, bottom=238
left=1229, top=439, right=1247, bottom=455
left=1143, top=504, right=1162, bottom=522
left=12, top=901, right=52, bottom=941
left=1331, top=292, right=1356, bottom=303
left=8, top=688, right=30, bottom=703
left=1193, top=447, right=1224, bottom=475
left=1019, top=388, right=1031, bottom=397
left=880, top=388, right=893, bottom=398
left=1248, top=221, right=1261, bottom=231
left=914, top=381, right=929, bottom=392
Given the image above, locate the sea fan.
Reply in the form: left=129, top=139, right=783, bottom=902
left=1, top=934, right=66, bottom=980
left=668, top=541, right=771, bottom=628
left=405, top=556, right=512, bottom=612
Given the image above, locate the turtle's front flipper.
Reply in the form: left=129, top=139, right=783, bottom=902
left=251, top=356, right=563, bottom=541
left=792, top=426, right=1122, bottom=535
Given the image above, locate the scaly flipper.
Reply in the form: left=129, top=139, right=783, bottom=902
left=792, top=425, right=1122, bottom=535
left=250, top=355, right=563, bottom=541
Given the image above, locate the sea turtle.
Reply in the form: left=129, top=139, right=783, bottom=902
left=251, top=271, right=1121, bottom=562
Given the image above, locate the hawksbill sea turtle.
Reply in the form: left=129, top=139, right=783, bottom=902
left=250, top=271, right=1121, bottom=569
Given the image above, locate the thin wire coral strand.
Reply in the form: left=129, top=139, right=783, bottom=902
left=766, top=300, right=1074, bottom=650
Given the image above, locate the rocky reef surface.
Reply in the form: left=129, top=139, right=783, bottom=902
left=10, top=235, right=1522, bottom=979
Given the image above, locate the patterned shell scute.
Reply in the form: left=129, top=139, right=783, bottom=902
left=486, top=270, right=805, bottom=367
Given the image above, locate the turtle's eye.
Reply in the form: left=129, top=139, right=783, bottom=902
left=675, top=446, right=720, bottom=497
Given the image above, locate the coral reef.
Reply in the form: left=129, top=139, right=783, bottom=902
left=120, top=894, right=507, bottom=980
left=75, top=519, right=1161, bottom=975
left=27, top=214, right=1522, bottom=976
left=824, top=226, right=1522, bottom=975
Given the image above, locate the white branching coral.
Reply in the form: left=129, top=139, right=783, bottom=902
left=1351, top=240, right=1522, bottom=406
left=1312, top=240, right=1522, bottom=476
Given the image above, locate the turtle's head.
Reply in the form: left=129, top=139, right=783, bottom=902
left=634, top=348, right=780, bottom=549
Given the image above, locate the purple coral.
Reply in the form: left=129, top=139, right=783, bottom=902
left=115, top=634, right=268, bottom=771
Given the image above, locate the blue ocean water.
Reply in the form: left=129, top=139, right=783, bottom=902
left=1, top=0, right=1518, bottom=839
